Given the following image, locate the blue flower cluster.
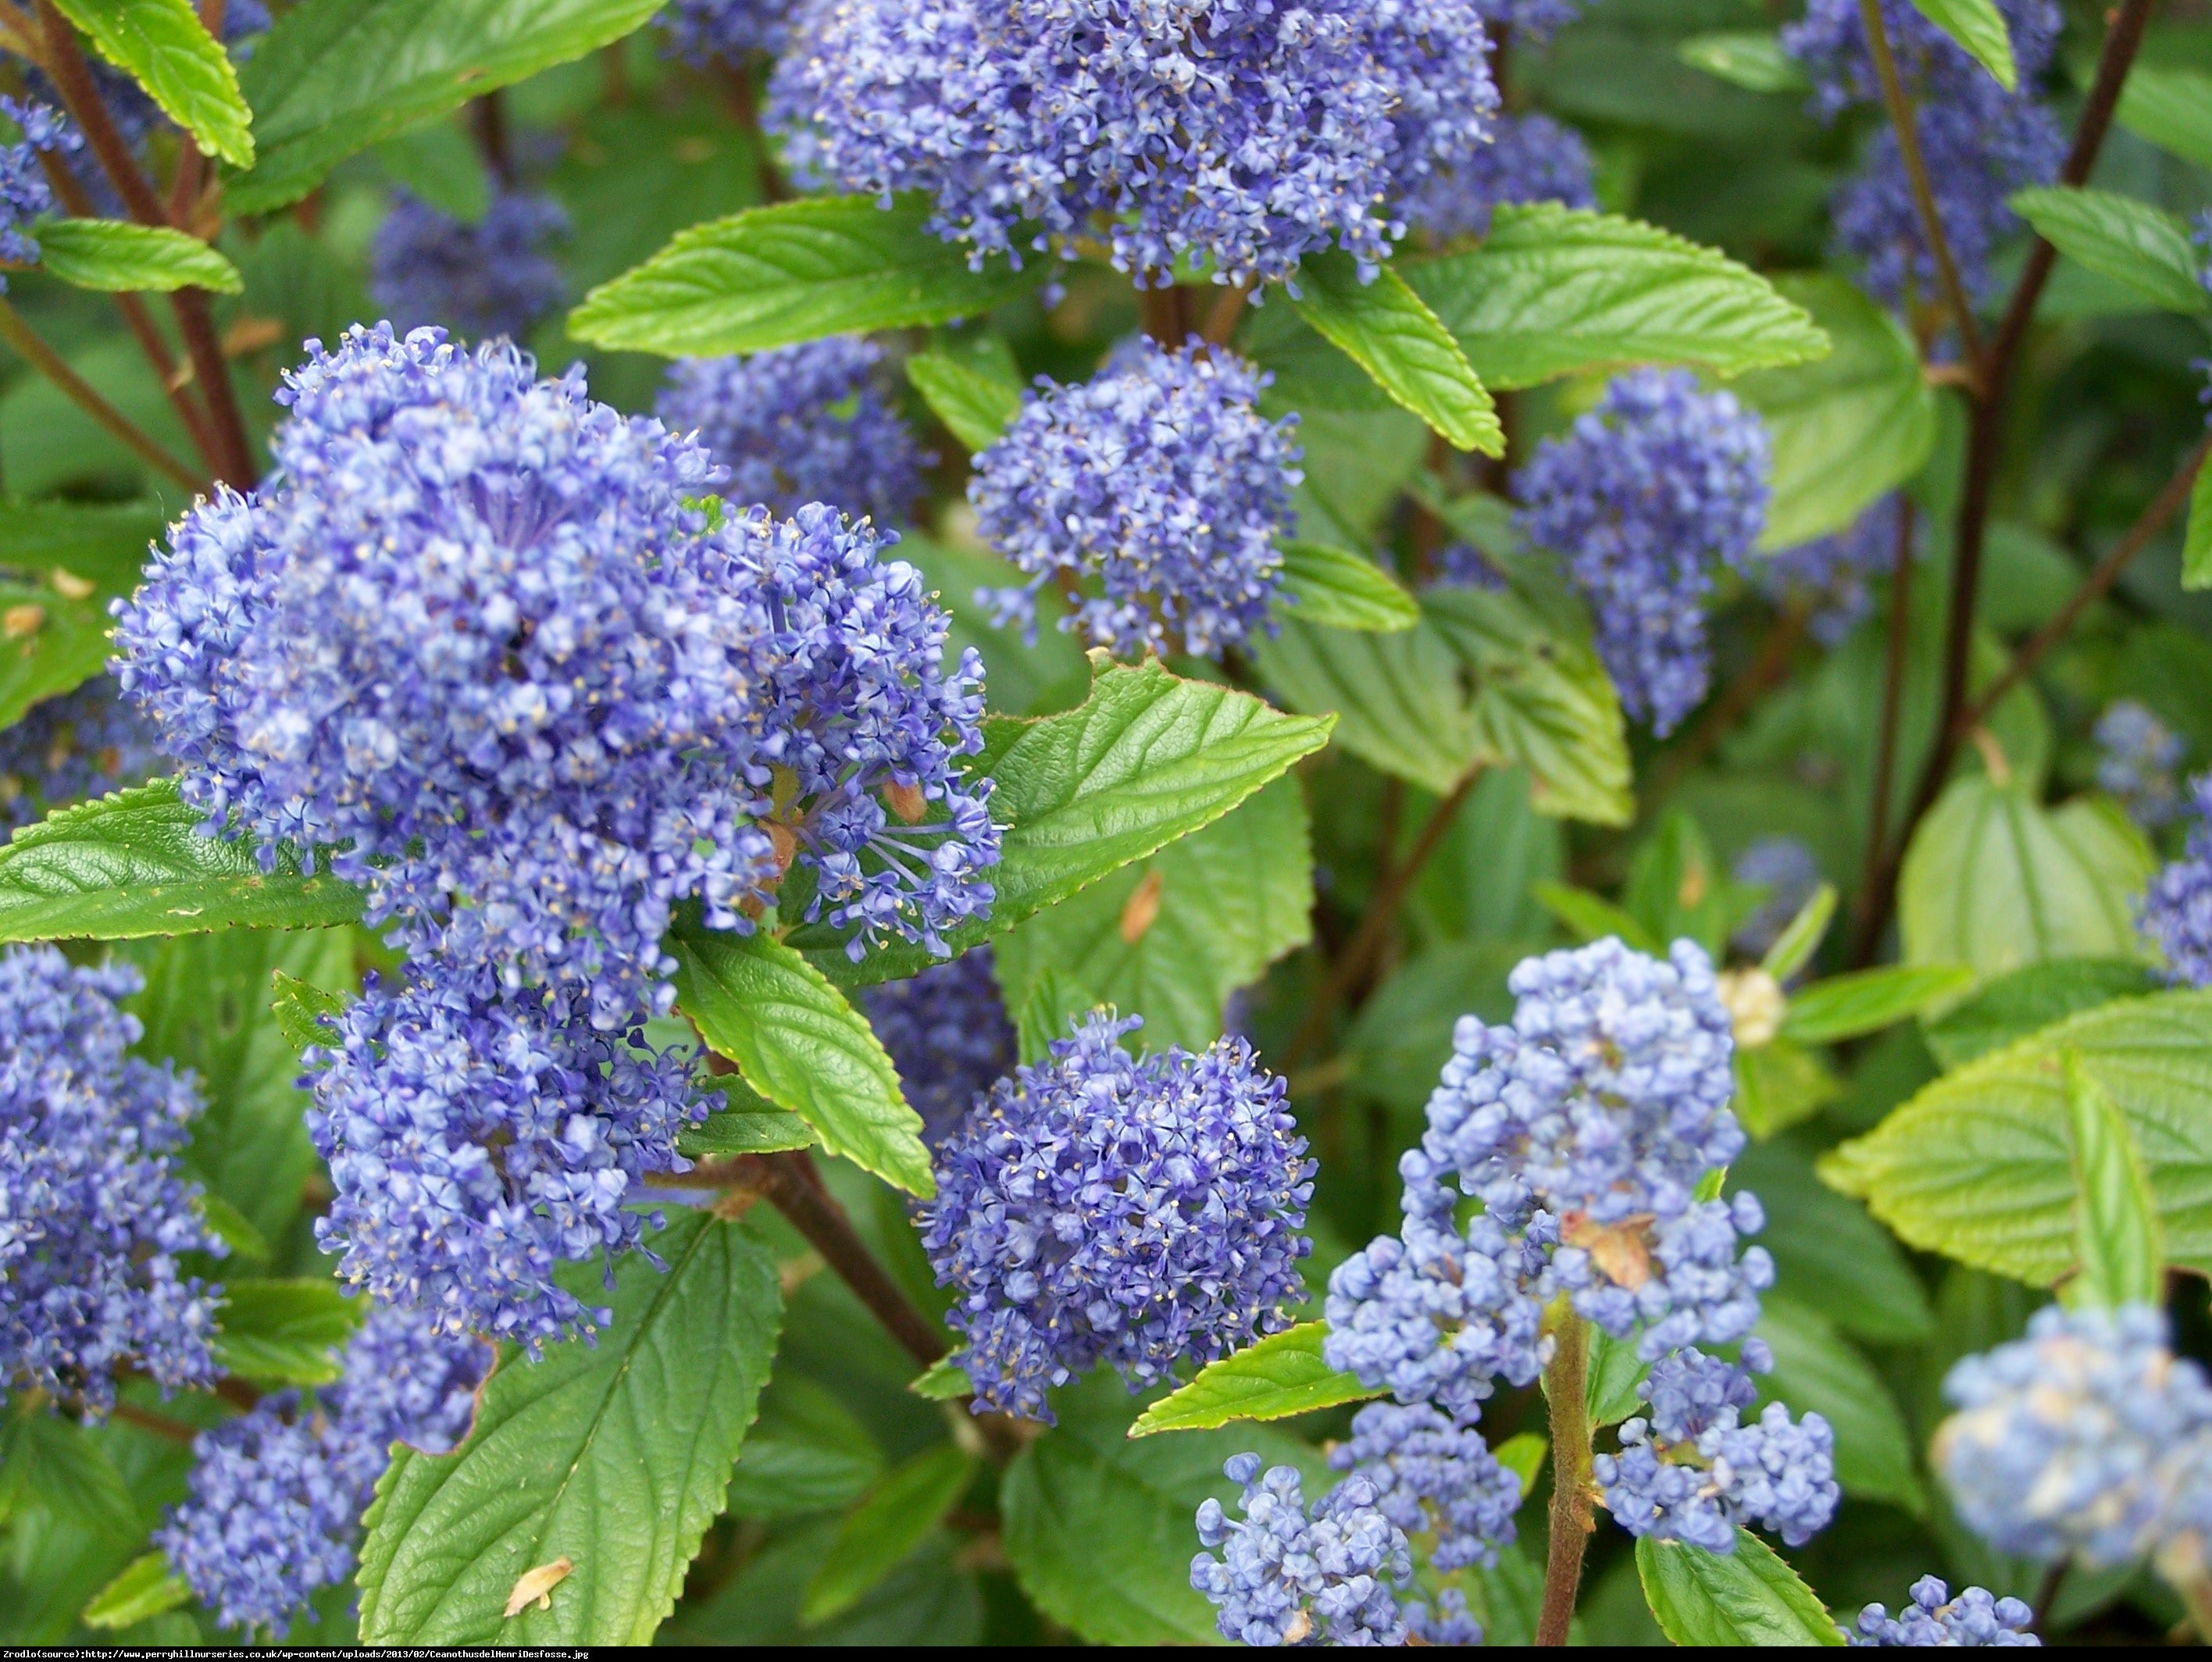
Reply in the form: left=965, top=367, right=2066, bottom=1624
left=0, top=947, right=219, bottom=1415
left=1936, top=1304, right=2212, bottom=1572
left=1851, top=1578, right=2040, bottom=1647
left=1406, top=112, right=1596, bottom=242
left=1472, top=0, right=1582, bottom=40
left=1783, top=0, right=2063, bottom=309
left=918, top=1010, right=1312, bottom=1421
left=658, top=0, right=793, bottom=63
left=1514, top=369, right=1771, bottom=736
left=1191, top=1454, right=1411, bottom=1647
left=1729, top=836, right=1822, bottom=963
left=858, top=947, right=1014, bottom=1147
left=158, top=1302, right=487, bottom=1638
left=1761, top=495, right=1907, bottom=647
left=972, top=338, right=1299, bottom=660
left=1329, top=1400, right=1523, bottom=1575
left=772, top=0, right=1497, bottom=287
left=369, top=191, right=570, bottom=343
left=2095, top=701, right=2185, bottom=829
left=0, top=98, right=77, bottom=286
left=0, top=676, right=162, bottom=833
left=655, top=337, right=929, bottom=525
left=2140, top=775, right=2212, bottom=987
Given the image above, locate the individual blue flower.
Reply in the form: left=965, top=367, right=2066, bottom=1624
left=1935, top=1303, right=2212, bottom=1572
left=917, top=1011, right=1313, bottom=1421
left=658, top=0, right=794, bottom=62
left=859, top=947, right=1015, bottom=1146
left=369, top=191, right=571, bottom=343
left=972, top=338, right=1299, bottom=659
left=1851, top=1578, right=2041, bottom=1647
left=0, top=676, right=162, bottom=833
left=158, top=1301, right=487, bottom=1638
left=1759, top=495, right=1907, bottom=647
left=1514, top=369, right=1771, bottom=736
left=772, top=1, right=1497, bottom=288
left=1729, top=836, right=1822, bottom=963
left=0, top=947, right=220, bottom=1415
left=1405, top=114, right=1597, bottom=241
left=1329, top=1400, right=1522, bottom=1575
left=2095, top=701, right=2185, bottom=829
left=0, top=98, right=77, bottom=285
left=1407, top=1588, right=1485, bottom=1646
left=655, top=337, right=930, bottom=524
left=1191, top=1454, right=1411, bottom=1647
left=2140, top=776, right=2212, bottom=987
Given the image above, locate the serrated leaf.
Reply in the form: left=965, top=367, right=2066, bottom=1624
left=53, top=0, right=253, bottom=167
left=1277, top=541, right=1419, bottom=632
left=0, top=497, right=162, bottom=597
left=1921, top=958, right=2162, bottom=1071
left=1290, top=251, right=1500, bottom=455
left=569, top=195, right=1044, bottom=357
left=2009, top=187, right=2210, bottom=316
left=214, top=1277, right=364, bottom=1386
left=1254, top=612, right=1476, bottom=794
left=2186, top=450, right=2212, bottom=590
left=2117, top=64, right=2212, bottom=171
left=726, top=1378, right=885, bottom=1520
left=0, top=1409, right=140, bottom=1542
left=1907, top=0, right=2018, bottom=90
left=357, top=1214, right=782, bottom=1646
left=1761, top=883, right=1837, bottom=982
left=1531, top=881, right=1662, bottom=955
left=0, top=580, right=112, bottom=729
left=230, top=0, right=662, bottom=213
left=1636, top=1532, right=1844, bottom=1647
left=1677, top=30, right=1809, bottom=93
left=1822, top=991, right=2212, bottom=1285
left=1782, top=965, right=1977, bottom=1045
left=1755, top=1296, right=1924, bottom=1513
left=906, top=350, right=1023, bottom=453
left=2064, top=1051, right=2164, bottom=1310
left=1403, top=206, right=1829, bottom=391
left=670, top=926, right=929, bottom=1196
left=801, top=1444, right=976, bottom=1625
left=34, top=219, right=243, bottom=295
left=1129, top=1324, right=1381, bottom=1437
left=269, top=968, right=345, bottom=1053
left=1736, top=1137, right=1935, bottom=1343
left=81, top=1553, right=189, bottom=1630
left=0, top=781, right=366, bottom=942
left=908, top=1357, right=974, bottom=1402
left=679, top=1109, right=815, bottom=1157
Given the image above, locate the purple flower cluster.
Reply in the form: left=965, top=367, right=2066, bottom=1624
left=1783, top=0, right=2063, bottom=309
left=1406, top=112, right=1596, bottom=242
left=918, top=1011, right=1312, bottom=1421
left=1594, top=1345, right=1839, bottom=1551
left=1729, top=836, right=1822, bottom=963
left=658, top=0, right=794, bottom=63
left=369, top=191, right=570, bottom=343
left=655, top=337, right=929, bottom=525
left=972, top=338, right=1299, bottom=659
left=1472, top=0, right=1582, bottom=40
left=772, top=0, right=1497, bottom=287
left=0, top=947, right=219, bottom=1415
left=0, top=676, right=162, bottom=833
left=0, top=98, right=76, bottom=286
left=2095, top=701, right=2185, bottom=829
left=1761, top=495, right=1907, bottom=647
left=1935, top=1304, right=2212, bottom=1572
left=858, top=947, right=1014, bottom=1146
left=1514, top=369, right=1771, bottom=736
left=1328, top=1400, right=1522, bottom=1574
left=2140, top=775, right=2212, bottom=987
left=1191, top=1454, right=1411, bottom=1647
left=158, top=1302, right=487, bottom=1638
left=1851, top=1578, right=2040, bottom=1647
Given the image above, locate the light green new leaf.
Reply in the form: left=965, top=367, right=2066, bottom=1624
left=570, top=195, right=1044, bottom=357
left=1782, top=965, right=1977, bottom=1046
left=1290, top=251, right=1501, bottom=455
left=80, top=1553, right=190, bottom=1630
left=1129, top=1325, right=1382, bottom=1437
left=0, top=782, right=366, bottom=942
left=670, top=926, right=929, bottom=1196
left=214, top=1277, right=364, bottom=1386
left=1585, top=1325, right=1649, bottom=1427
left=2064, top=1051, right=2165, bottom=1310
left=1907, top=0, right=2017, bottom=89
left=358, top=1214, right=782, bottom=1646
left=0, top=579, right=112, bottom=729
left=1762, top=883, right=1838, bottom=982
left=269, top=968, right=345, bottom=1054
left=2117, top=64, right=2212, bottom=172
left=1011, top=965, right=1083, bottom=1067
left=802, top=1445, right=976, bottom=1626
left=905, top=350, right=1024, bottom=453
left=1403, top=206, right=1829, bottom=391
left=1636, top=1532, right=1844, bottom=1647
left=232, top=0, right=663, bottom=212
left=34, top=218, right=242, bottom=295
left=54, top=0, right=253, bottom=166
left=1756, top=1296, right=1924, bottom=1512
left=2010, top=187, right=2210, bottom=317
left=1822, top=991, right=2212, bottom=1284
left=1278, top=540, right=1420, bottom=632
left=1733, top=1037, right=1843, bottom=1140
left=908, top=1357, right=975, bottom=1402
left=1677, top=31, right=1810, bottom=94
left=2185, top=451, right=2212, bottom=590
left=1532, top=881, right=1663, bottom=955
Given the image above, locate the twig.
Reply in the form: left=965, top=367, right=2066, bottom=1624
left=719, top=59, right=788, bottom=204
left=1536, top=1311, right=1593, bottom=1648
left=1850, top=500, right=1918, bottom=961
left=2029, top=1556, right=2068, bottom=1639
left=110, top=1400, right=202, bottom=1445
left=1137, top=279, right=1194, bottom=347
left=469, top=90, right=513, bottom=189
left=0, top=295, right=202, bottom=489
left=1201, top=282, right=1250, bottom=349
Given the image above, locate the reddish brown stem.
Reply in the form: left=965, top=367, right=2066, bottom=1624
left=111, top=1400, right=202, bottom=1445
left=1536, top=1313, right=1593, bottom=1647
left=469, top=90, right=513, bottom=188
left=720, top=59, right=787, bottom=203
left=1201, top=282, right=1250, bottom=348
left=1137, top=280, right=1195, bottom=347
left=1851, top=500, right=1918, bottom=959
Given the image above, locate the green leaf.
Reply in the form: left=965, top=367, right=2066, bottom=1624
left=1636, top=1532, right=1844, bottom=1647
left=569, top=195, right=1044, bottom=358
left=1733, top=1037, right=1843, bottom=1140
left=1402, top=206, right=1830, bottom=391
left=2064, top=1051, right=2165, bottom=1310
left=53, top=0, right=254, bottom=167
left=213, top=1277, right=363, bottom=1386
left=1907, top=0, right=2018, bottom=90
left=1782, top=965, right=1978, bottom=1046
left=1921, top=958, right=2161, bottom=1071
left=791, top=658, right=1334, bottom=984
left=1129, top=1324, right=1382, bottom=1437
left=726, top=1377, right=885, bottom=1520
left=1254, top=612, right=1476, bottom=795
left=2186, top=449, right=2212, bottom=591
left=802, top=1445, right=976, bottom=1626
left=0, top=497, right=162, bottom=598
left=357, top=1214, right=783, bottom=1646
left=670, top=926, right=929, bottom=1196
left=1676, top=30, right=1810, bottom=94
left=1277, top=541, right=1419, bottom=633
left=34, top=219, right=243, bottom=295
left=1736, top=1137, right=1935, bottom=1343
left=0, top=579, right=112, bottom=729
left=195, top=1189, right=269, bottom=1263
left=905, top=349, right=1024, bottom=454
left=0, top=1407, right=140, bottom=1541
left=1011, top=965, right=1083, bottom=1067
left=1585, top=1325, right=1650, bottom=1428
left=1898, top=778, right=2156, bottom=990
left=680, top=1109, right=815, bottom=1157
left=0, top=781, right=366, bottom=942
left=908, top=1357, right=974, bottom=1402
left=231, top=0, right=662, bottom=213
left=80, top=1553, right=190, bottom=1631
left=1531, top=880, right=1662, bottom=955
left=1732, top=274, right=1937, bottom=551
left=2117, top=64, right=2212, bottom=171
left=2008, top=187, right=2210, bottom=316
left=1755, top=1296, right=1924, bottom=1513
left=269, top=968, right=345, bottom=1053
left=1761, top=883, right=1838, bottom=983
left=1821, top=990, right=2212, bottom=1285
left=1289, top=251, right=1501, bottom=455
left=1622, top=806, right=1734, bottom=957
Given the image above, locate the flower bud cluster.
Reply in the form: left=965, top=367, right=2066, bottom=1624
left=1191, top=1454, right=1411, bottom=1647
left=2140, top=775, right=2212, bottom=987
left=858, top=947, right=1015, bottom=1147
left=1850, top=1577, right=2040, bottom=1647
left=2095, top=701, right=2185, bottom=829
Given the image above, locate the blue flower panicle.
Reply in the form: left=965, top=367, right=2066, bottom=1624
left=2095, top=701, right=2186, bottom=829
left=972, top=338, right=1300, bottom=660
left=858, top=947, right=1015, bottom=1147
left=1191, top=1455, right=1412, bottom=1647
left=1759, top=495, right=1907, bottom=647
left=1514, top=369, right=1771, bottom=736
left=658, top=0, right=794, bottom=63
left=0, top=98, right=77, bottom=286
left=369, top=191, right=570, bottom=344
left=1472, top=0, right=1582, bottom=40
left=1328, top=1400, right=1522, bottom=1575
left=1851, top=1578, right=2041, bottom=1647
left=917, top=1011, right=1313, bottom=1422
left=0, top=946, right=221, bottom=1416
left=1406, top=111, right=1596, bottom=242
left=0, top=676, right=163, bottom=833
left=2140, top=775, right=2212, bottom=986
